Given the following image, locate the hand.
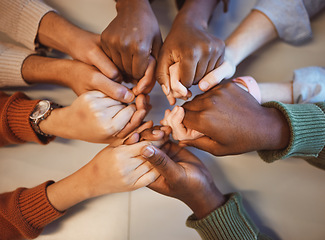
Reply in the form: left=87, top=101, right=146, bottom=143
left=160, top=105, right=203, bottom=141
left=39, top=91, right=149, bottom=143
left=37, top=12, right=120, bottom=81
left=156, top=18, right=225, bottom=105
left=141, top=142, right=226, bottom=219
left=47, top=141, right=159, bottom=212
left=180, top=82, right=290, bottom=156
left=22, top=56, right=135, bottom=103
left=101, top=0, right=162, bottom=81
left=198, top=49, right=236, bottom=91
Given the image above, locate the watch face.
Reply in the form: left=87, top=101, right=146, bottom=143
left=30, top=100, right=51, bottom=120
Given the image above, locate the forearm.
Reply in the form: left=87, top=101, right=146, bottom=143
left=22, top=55, right=74, bottom=87
left=37, top=11, right=84, bottom=55
left=225, top=10, right=278, bottom=66
left=174, top=0, right=219, bottom=28
left=46, top=165, right=93, bottom=212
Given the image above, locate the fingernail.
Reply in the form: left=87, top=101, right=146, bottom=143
left=152, top=130, right=162, bottom=135
left=124, top=91, right=134, bottom=102
left=200, top=81, right=209, bottom=91
left=162, top=84, right=170, bottom=95
left=142, top=145, right=155, bottom=158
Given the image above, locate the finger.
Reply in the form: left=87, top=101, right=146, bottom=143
left=133, top=167, right=160, bottom=189
left=91, top=36, right=120, bottom=80
left=193, top=57, right=210, bottom=85
left=141, top=145, right=181, bottom=179
left=180, top=136, right=221, bottom=156
left=102, top=104, right=126, bottom=119
left=156, top=51, right=174, bottom=96
left=133, top=56, right=156, bottom=95
left=109, top=104, right=137, bottom=135
left=120, top=50, right=133, bottom=77
left=179, top=58, right=197, bottom=88
left=93, top=74, right=135, bottom=103
left=151, top=34, right=163, bottom=60
left=109, top=47, right=124, bottom=74
left=160, top=109, right=171, bottom=126
left=132, top=48, right=150, bottom=80
left=198, top=60, right=235, bottom=92
left=123, top=132, right=140, bottom=145
left=121, top=140, right=154, bottom=156
left=169, top=63, right=188, bottom=98
left=116, top=108, right=146, bottom=138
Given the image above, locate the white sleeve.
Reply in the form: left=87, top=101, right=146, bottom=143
left=0, top=42, right=34, bottom=87
left=0, top=0, right=54, bottom=50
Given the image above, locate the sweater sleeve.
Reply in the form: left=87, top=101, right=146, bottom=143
left=186, top=193, right=272, bottom=240
left=258, top=101, right=325, bottom=170
left=253, top=0, right=325, bottom=45
left=0, top=181, right=64, bottom=240
left=0, top=91, right=54, bottom=146
left=0, top=0, right=54, bottom=50
left=0, top=42, right=34, bottom=87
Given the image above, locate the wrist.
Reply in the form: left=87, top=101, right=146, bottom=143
left=37, top=12, right=78, bottom=56
left=38, top=107, right=66, bottom=137
left=187, top=187, right=226, bottom=219
left=175, top=0, right=218, bottom=28
left=259, top=107, right=290, bottom=151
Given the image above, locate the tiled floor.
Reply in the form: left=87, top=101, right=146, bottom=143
left=1, top=0, right=325, bottom=239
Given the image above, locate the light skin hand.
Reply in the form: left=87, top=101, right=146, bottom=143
left=160, top=105, right=202, bottom=141
left=156, top=0, right=224, bottom=105
left=101, top=0, right=162, bottom=81
left=22, top=55, right=135, bottom=103
left=180, top=82, right=290, bottom=156
left=37, top=12, right=121, bottom=81
left=47, top=141, right=160, bottom=212
left=39, top=91, right=139, bottom=143
left=141, top=142, right=226, bottom=219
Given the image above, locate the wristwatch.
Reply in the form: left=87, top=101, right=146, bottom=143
left=29, top=100, right=62, bottom=137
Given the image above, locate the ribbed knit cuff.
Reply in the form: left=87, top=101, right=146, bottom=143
left=258, top=101, right=325, bottom=162
left=0, top=43, right=33, bottom=87
left=18, top=181, right=64, bottom=238
left=3, top=92, right=53, bottom=145
left=186, top=193, right=260, bottom=240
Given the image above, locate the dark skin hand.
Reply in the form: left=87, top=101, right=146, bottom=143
left=101, top=0, right=162, bottom=83
left=180, top=81, right=290, bottom=156
left=140, top=141, right=226, bottom=219
left=156, top=0, right=225, bottom=105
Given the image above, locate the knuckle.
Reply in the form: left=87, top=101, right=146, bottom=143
left=153, top=154, right=167, bottom=168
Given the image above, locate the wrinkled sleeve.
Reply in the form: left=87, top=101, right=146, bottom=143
left=0, top=181, right=64, bottom=240
left=258, top=101, right=325, bottom=170
left=253, top=0, right=325, bottom=44
left=292, top=66, right=325, bottom=104
left=0, top=91, right=54, bottom=146
left=0, top=42, right=34, bottom=87
left=186, top=193, right=272, bottom=240
left=0, top=0, right=54, bottom=50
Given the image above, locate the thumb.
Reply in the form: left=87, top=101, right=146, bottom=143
left=141, top=145, right=179, bottom=178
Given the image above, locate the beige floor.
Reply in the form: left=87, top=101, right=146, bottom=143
left=1, top=0, right=325, bottom=239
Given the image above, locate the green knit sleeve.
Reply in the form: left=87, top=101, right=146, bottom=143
left=186, top=193, right=272, bottom=240
left=257, top=101, right=325, bottom=169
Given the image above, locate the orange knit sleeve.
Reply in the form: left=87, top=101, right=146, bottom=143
left=0, top=181, right=64, bottom=239
left=0, top=91, right=54, bottom=146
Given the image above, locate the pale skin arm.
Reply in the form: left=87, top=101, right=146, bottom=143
left=37, top=91, right=149, bottom=143
left=199, top=10, right=279, bottom=91
left=46, top=141, right=160, bottom=211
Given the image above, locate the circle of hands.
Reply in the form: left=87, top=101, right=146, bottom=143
left=35, top=5, right=266, bottom=212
